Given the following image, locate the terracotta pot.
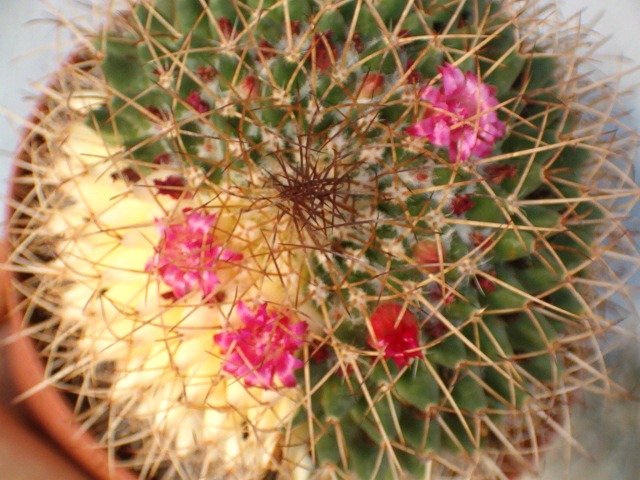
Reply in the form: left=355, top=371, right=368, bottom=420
left=0, top=406, right=89, bottom=480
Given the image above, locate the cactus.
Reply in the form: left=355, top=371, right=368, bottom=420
left=6, top=0, right=640, bottom=479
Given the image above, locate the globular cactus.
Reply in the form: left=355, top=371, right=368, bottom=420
left=6, top=0, right=640, bottom=479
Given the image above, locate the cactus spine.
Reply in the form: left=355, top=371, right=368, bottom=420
left=6, top=0, right=639, bottom=479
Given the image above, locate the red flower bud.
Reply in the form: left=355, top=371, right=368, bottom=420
left=477, top=276, right=496, bottom=294
left=290, top=21, right=301, bottom=36
left=430, top=284, right=455, bottom=305
left=351, top=32, right=364, bottom=53
left=238, top=75, right=259, bottom=99
left=470, top=232, right=490, bottom=249
left=196, top=66, right=216, bottom=82
left=258, top=39, right=276, bottom=60
left=186, top=91, right=210, bottom=113
left=405, top=59, right=422, bottom=85
left=153, top=153, right=173, bottom=165
left=111, top=167, right=141, bottom=184
left=424, top=319, right=448, bottom=339
left=217, top=17, right=235, bottom=39
left=154, top=176, right=191, bottom=199
left=310, top=32, right=337, bottom=72
left=358, top=73, right=385, bottom=100
left=451, top=193, right=475, bottom=216
left=413, top=240, right=442, bottom=272
left=485, top=164, right=517, bottom=185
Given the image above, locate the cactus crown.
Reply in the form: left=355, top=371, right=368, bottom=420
left=6, top=0, right=640, bottom=479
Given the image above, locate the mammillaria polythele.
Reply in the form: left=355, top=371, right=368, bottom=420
left=5, top=0, right=639, bottom=479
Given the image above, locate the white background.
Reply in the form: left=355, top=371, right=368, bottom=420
left=1, top=1, right=639, bottom=479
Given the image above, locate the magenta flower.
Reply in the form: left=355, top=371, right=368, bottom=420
left=214, top=302, right=307, bottom=389
left=147, top=210, right=242, bottom=300
left=406, top=63, right=505, bottom=162
left=367, top=303, right=422, bottom=368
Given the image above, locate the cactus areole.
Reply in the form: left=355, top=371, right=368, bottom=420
left=5, top=0, right=639, bottom=479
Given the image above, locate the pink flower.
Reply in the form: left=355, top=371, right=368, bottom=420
left=214, top=302, right=307, bottom=389
left=368, top=303, right=422, bottom=368
left=147, top=210, right=242, bottom=300
left=406, top=63, right=505, bottom=162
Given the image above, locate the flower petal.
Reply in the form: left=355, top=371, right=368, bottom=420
left=214, top=302, right=307, bottom=389
left=407, top=63, right=505, bottom=162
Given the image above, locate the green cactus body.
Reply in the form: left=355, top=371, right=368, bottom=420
left=7, top=0, right=639, bottom=479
